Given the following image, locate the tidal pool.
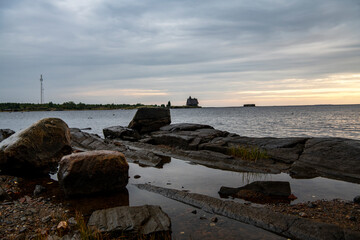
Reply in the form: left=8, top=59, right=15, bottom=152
left=52, top=157, right=360, bottom=239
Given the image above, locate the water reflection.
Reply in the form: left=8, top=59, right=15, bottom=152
left=64, top=188, right=129, bottom=217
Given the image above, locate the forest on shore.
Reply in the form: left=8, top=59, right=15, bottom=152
left=0, top=102, right=151, bottom=111
left=0, top=101, right=197, bottom=112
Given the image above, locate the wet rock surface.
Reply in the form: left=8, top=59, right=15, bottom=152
left=70, top=128, right=172, bottom=168
left=105, top=121, right=360, bottom=183
left=136, top=184, right=360, bottom=240
left=0, top=118, right=72, bottom=175
left=58, top=150, right=129, bottom=196
left=128, top=107, right=171, bottom=133
left=88, top=205, right=171, bottom=236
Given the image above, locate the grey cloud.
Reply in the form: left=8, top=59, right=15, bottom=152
left=0, top=0, right=359, bottom=105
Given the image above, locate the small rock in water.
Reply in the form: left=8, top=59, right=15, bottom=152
left=33, top=185, right=46, bottom=196
left=134, top=175, right=141, bottom=179
left=191, top=210, right=197, bottom=214
left=354, top=195, right=360, bottom=204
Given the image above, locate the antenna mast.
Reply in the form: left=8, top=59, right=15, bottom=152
left=40, top=74, right=44, bottom=104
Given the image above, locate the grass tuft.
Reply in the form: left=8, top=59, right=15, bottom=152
left=228, top=145, right=269, bottom=161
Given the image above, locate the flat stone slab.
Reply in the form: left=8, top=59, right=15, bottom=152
left=136, top=184, right=360, bottom=240
left=88, top=205, right=171, bottom=236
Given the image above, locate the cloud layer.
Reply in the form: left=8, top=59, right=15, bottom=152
left=1, top=0, right=359, bottom=106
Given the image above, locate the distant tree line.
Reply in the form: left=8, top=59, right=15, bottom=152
left=0, top=102, right=153, bottom=111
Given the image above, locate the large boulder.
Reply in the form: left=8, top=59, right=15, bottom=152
left=0, top=118, right=71, bottom=175
left=0, top=129, right=15, bottom=143
left=128, top=108, right=171, bottom=133
left=88, top=205, right=171, bottom=236
left=58, top=150, right=129, bottom=196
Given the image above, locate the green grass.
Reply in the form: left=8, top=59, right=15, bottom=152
left=228, top=145, right=269, bottom=161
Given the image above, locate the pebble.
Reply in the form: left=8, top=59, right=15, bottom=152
left=191, top=210, right=197, bottom=214
left=134, top=175, right=141, bottom=179
left=41, top=215, right=52, bottom=223
left=299, top=212, right=307, bottom=217
left=211, top=217, right=218, bottom=223
left=67, top=217, right=77, bottom=227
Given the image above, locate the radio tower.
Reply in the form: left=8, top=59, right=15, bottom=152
left=40, top=74, right=44, bottom=104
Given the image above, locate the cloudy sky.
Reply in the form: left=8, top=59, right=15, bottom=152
left=1, top=0, right=359, bottom=106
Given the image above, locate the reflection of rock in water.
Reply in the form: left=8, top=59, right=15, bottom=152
left=65, top=188, right=130, bottom=217
left=241, top=172, right=270, bottom=184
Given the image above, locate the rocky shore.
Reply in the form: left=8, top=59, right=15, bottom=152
left=1, top=108, right=360, bottom=240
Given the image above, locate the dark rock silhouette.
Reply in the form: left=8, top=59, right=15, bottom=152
left=128, top=108, right=171, bottom=133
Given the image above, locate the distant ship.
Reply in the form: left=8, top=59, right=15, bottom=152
left=243, top=104, right=256, bottom=107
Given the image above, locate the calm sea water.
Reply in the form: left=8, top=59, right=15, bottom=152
left=1, top=105, right=360, bottom=139
left=1, top=105, right=359, bottom=239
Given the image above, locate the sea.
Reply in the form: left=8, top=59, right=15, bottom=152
left=1, top=104, right=360, bottom=139
left=1, top=105, right=360, bottom=239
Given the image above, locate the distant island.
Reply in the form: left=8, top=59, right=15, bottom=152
left=244, top=104, right=256, bottom=107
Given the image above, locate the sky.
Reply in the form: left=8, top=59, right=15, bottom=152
left=0, top=0, right=359, bottom=107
